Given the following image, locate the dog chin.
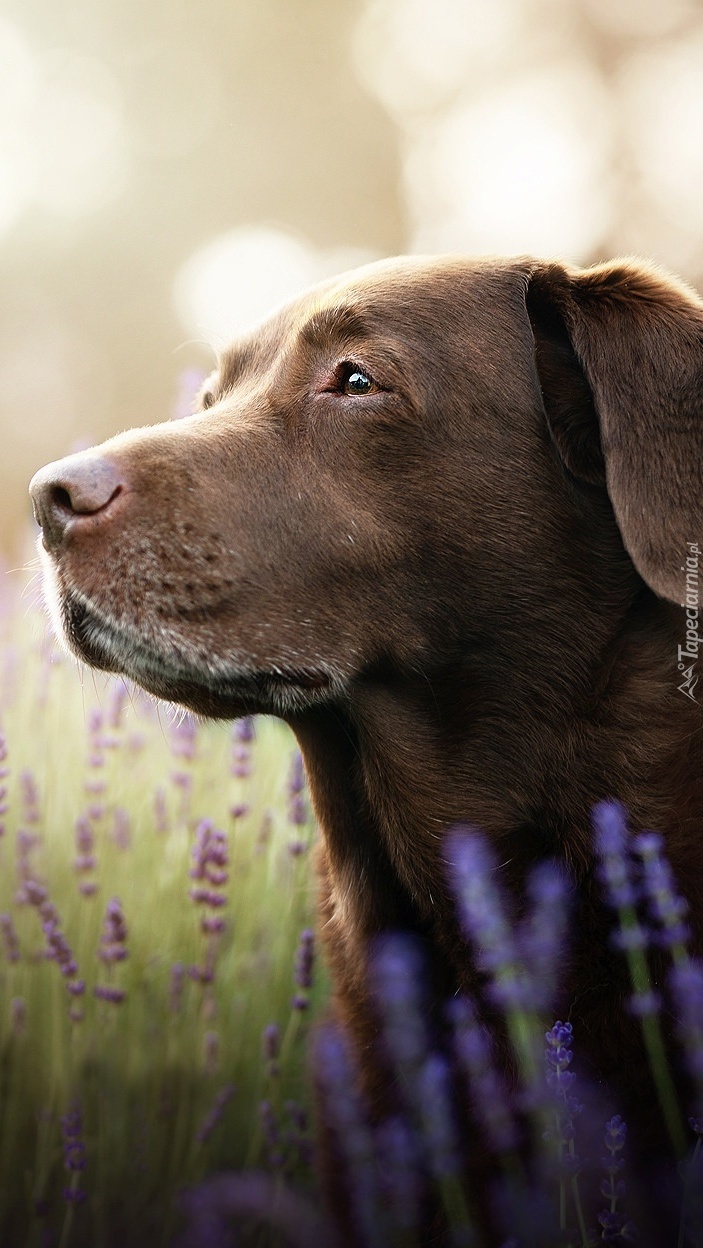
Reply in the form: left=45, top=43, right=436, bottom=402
left=54, top=588, right=336, bottom=719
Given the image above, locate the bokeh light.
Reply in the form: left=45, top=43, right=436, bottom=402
left=174, top=226, right=375, bottom=345
left=2, top=0, right=703, bottom=552
left=404, top=62, right=613, bottom=257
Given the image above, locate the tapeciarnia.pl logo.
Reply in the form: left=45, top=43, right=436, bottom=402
left=678, top=542, right=700, bottom=701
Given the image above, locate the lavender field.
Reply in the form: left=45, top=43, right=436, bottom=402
left=0, top=572, right=324, bottom=1247
left=2, top=572, right=703, bottom=1248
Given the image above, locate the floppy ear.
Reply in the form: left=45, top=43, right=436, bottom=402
left=525, top=258, right=703, bottom=604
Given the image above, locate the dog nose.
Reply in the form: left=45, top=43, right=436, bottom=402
left=29, top=453, right=126, bottom=552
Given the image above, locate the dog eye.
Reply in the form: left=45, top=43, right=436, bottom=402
left=341, top=367, right=376, bottom=396
left=200, top=391, right=216, bottom=410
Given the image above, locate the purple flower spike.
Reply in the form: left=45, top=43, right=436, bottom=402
left=93, top=985, right=126, bottom=1004
left=260, top=1100, right=284, bottom=1169
left=231, top=716, right=255, bottom=778
left=74, top=814, right=98, bottom=895
left=374, top=1115, right=424, bottom=1237
left=669, top=959, right=703, bottom=1091
left=95, top=898, right=128, bottom=1004
left=449, top=996, right=519, bottom=1154
left=288, top=751, right=305, bottom=797
left=445, top=827, right=531, bottom=1013
left=190, top=821, right=229, bottom=888
left=368, top=933, right=428, bottom=1078
left=286, top=752, right=309, bottom=827
left=19, top=769, right=41, bottom=826
left=519, top=860, right=571, bottom=1012
left=313, top=1022, right=382, bottom=1248
left=196, top=1082, right=235, bottom=1145
left=98, top=898, right=128, bottom=964
left=544, top=1022, right=583, bottom=1176
left=416, top=1053, right=462, bottom=1180
left=61, top=1101, right=87, bottom=1206
left=593, top=800, right=636, bottom=910
left=292, top=928, right=315, bottom=1009
left=633, top=831, right=691, bottom=951
left=263, top=1022, right=280, bottom=1073
left=0, top=912, right=20, bottom=963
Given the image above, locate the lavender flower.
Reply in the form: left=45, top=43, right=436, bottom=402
left=98, top=897, right=128, bottom=964
left=593, top=801, right=687, bottom=1158
left=633, top=831, right=690, bottom=952
left=313, top=1022, right=382, bottom=1248
left=291, top=927, right=315, bottom=1010
left=599, top=1114, right=627, bottom=1207
left=14, top=829, right=42, bottom=905
left=196, top=1082, right=235, bottom=1145
left=44, top=919, right=79, bottom=978
left=260, top=1100, right=284, bottom=1169
left=84, top=708, right=107, bottom=809
left=543, top=1022, right=588, bottom=1242
left=368, top=933, right=428, bottom=1086
left=0, top=912, right=20, bottom=963
left=262, top=1022, right=280, bottom=1077
left=668, top=959, right=703, bottom=1109
left=231, top=716, right=254, bottom=778
left=178, top=1172, right=336, bottom=1248
left=19, top=769, right=41, bottom=827
left=24, top=882, right=84, bottom=1013
left=287, top=750, right=307, bottom=827
left=189, top=820, right=229, bottom=985
left=282, top=1100, right=313, bottom=1171
left=449, top=996, right=519, bottom=1154
left=597, top=1118, right=637, bottom=1248
left=93, top=985, right=126, bottom=1004
left=544, top=1022, right=582, bottom=1172
left=444, top=828, right=521, bottom=1004
left=61, top=1102, right=87, bottom=1205
left=170, top=715, right=197, bottom=820
left=190, top=821, right=229, bottom=895
left=74, top=814, right=98, bottom=897
left=94, top=897, right=128, bottom=1006
left=373, top=1115, right=424, bottom=1239
left=444, top=827, right=544, bottom=1088
left=416, top=1053, right=473, bottom=1240
left=519, top=860, right=571, bottom=1012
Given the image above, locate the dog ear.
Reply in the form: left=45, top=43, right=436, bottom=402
left=525, top=258, right=703, bottom=604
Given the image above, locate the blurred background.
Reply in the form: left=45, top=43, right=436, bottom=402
left=1, top=0, right=703, bottom=555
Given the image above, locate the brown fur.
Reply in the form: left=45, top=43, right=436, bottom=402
left=29, top=254, right=703, bottom=1174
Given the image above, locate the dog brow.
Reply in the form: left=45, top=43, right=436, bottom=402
left=218, top=342, right=258, bottom=390
left=299, top=302, right=367, bottom=351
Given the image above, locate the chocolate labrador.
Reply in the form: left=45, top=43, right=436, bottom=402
left=29, top=255, right=703, bottom=1179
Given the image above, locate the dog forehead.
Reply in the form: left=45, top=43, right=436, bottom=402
left=216, top=254, right=533, bottom=387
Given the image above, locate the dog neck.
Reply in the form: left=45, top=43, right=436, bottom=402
left=290, top=588, right=703, bottom=951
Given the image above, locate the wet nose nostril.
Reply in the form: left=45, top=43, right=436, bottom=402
left=51, top=485, right=74, bottom=514
left=29, top=454, right=126, bottom=551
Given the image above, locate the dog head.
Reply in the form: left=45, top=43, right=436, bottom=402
left=29, top=255, right=703, bottom=718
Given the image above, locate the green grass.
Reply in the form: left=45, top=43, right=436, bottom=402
left=0, top=580, right=327, bottom=1247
